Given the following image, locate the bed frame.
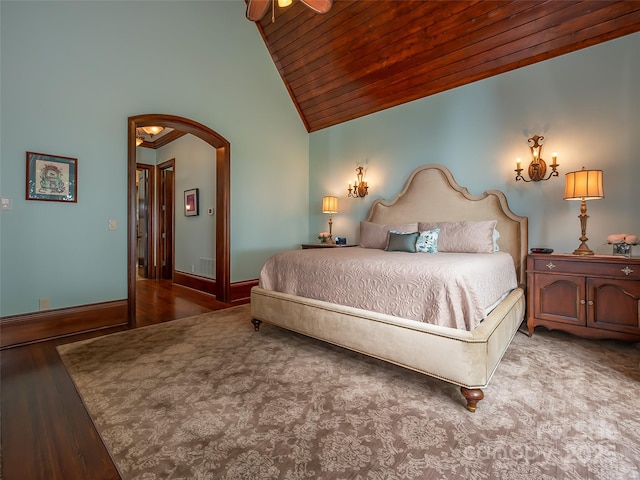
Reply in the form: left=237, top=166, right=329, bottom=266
left=250, top=164, right=528, bottom=411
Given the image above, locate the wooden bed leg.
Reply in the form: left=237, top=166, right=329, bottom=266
left=460, top=387, right=484, bottom=412
left=251, top=319, right=262, bottom=331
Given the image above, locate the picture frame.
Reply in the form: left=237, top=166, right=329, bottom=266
left=26, top=152, right=78, bottom=202
left=184, top=188, right=199, bottom=217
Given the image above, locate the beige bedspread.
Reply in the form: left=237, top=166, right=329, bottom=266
left=258, top=247, right=517, bottom=330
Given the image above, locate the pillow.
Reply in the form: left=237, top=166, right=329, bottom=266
left=417, top=220, right=497, bottom=253
left=416, top=228, right=440, bottom=253
left=360, top=221, right=418, bottom=249
left=385, top=231, right=419, bottom=252
left=493, top=228, right=500, bottom=251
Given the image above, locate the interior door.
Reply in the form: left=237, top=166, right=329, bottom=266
left=136, top=167, right=151, bottom=278
left=159, top=162, right=175, bottom=279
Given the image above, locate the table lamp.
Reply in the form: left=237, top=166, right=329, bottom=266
left=322, top=196, right=338, bottom=241
left=563, top=167, right=604, bottom=255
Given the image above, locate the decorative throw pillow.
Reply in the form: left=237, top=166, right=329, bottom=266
left=360, top=221, right=418, bottom=249
left=416, top=228, right=440, bottom=253
left=417, top=220, right=497, bottom=253
left=385, top=231, right=419, bottom=252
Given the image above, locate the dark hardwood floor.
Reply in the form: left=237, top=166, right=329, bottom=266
left=1, top=279, right=233, bottom=480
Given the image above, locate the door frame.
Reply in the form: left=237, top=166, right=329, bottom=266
left=127, top=114, right=231, bottom=326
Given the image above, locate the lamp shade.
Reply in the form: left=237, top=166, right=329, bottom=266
left=322, top=196, right=338, bottom=214
left=141, top=125, right=164, bottom=136
left=564, top=167, right=604, bottom=201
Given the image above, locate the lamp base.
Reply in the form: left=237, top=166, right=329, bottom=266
left=573, top=242, right=594, bottom=256
left=572, top=201, right=594, bottom=256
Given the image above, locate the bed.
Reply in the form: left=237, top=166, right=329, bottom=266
left=250, top=164, right=528, bottom=411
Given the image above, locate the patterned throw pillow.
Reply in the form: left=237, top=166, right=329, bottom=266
left=416, top=228, right=440, bottom=253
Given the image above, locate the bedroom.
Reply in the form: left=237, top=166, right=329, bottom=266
left=1, top=1, right=640, bottom=478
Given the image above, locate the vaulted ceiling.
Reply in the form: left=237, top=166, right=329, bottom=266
left=251, top=0, right=640, bottom=133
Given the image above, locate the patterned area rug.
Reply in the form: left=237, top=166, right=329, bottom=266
left=58, top=305, right=640, bottom=480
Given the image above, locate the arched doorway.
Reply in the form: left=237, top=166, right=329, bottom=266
left=127, top=114, right=230, bottom=325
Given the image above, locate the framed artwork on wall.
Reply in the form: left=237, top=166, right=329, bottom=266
left=26, top=152, right=78, bottom=202
left=184, top=188, right=199, bottom=216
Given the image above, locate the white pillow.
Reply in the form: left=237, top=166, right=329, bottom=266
left=417, top=220, right=497, bottom=253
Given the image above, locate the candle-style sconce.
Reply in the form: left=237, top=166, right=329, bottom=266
left=515, top=135, right=559, bottom=182
left=347, top=166, right=369, bottom=198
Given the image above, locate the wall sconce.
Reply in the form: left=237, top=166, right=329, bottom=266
left=515, top=135, right=559, bottom=182
left=322, top=196, right=338, bottom=240
left=564, top=167, right=604, bottom=255
left=348, top=166, right=369, bottom=198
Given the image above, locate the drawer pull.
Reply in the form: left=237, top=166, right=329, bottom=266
left=546, top=262, right=556, bottom=270
left=580, top=299, right=586, bottom=305
left=588, top=300, right=594, bottom=306
left=621, top=266, right=634, bottom=276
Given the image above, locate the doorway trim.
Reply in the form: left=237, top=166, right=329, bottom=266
left=128, top=114, right=231, bottom=325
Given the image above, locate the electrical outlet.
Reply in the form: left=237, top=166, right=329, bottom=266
left=0, top=197, right=11, bottom=210
left=39, top=298, right=51, bottom=310
left=108, top=219, right=118, bottom=231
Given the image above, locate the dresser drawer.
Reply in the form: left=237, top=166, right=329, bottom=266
left=531, top=257, right=640, bottom=280
left=591, top=261, right=640, bottom=280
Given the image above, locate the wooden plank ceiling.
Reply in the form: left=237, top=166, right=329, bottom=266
left=252, top=0, right=640, bottom=132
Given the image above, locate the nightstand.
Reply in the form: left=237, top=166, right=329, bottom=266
left=526, top=253, right=640, bottom=341
left=301, top=244, right=358, bottom=249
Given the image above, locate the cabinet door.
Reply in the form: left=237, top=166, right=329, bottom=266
left=588, top=278, right=640, bottom=334
left=534, top=274, right=585, bottom=326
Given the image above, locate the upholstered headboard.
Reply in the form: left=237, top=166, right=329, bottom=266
left=365, top=164, right=528, bottom=286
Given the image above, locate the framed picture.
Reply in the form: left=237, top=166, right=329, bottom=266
left=26, top=152, right=78, bottom=203
left=184, top=188, right=199, bottom=216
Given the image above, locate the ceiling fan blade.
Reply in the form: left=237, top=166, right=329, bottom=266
left=246, top=0, right=271, bottom=21
left=300, top=0, right=333, bottom=14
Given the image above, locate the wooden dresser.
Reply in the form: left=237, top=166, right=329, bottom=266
left=527, top=253, right=640, bottom=341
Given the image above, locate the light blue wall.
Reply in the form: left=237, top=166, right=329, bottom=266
left=2, top=1, right=638, bottom=317
left=0, top=1, right=309, bottom=316
left=309, top=33, right=640, bottom=256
